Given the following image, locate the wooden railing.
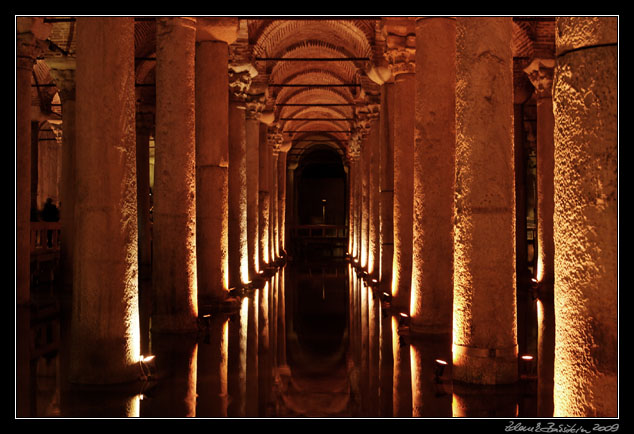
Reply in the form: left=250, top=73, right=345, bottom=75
left=292, top=224, right=348, bottom=259
left=30, top=221, right=61, bottom=252
left=293, top=224, right=347, bottom=239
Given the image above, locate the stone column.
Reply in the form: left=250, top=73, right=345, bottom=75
left=347, top=141, right=361, bottom=261
left=152, top=17, right=198, bottom=333
left=195, top=19, right=237, bottom=306
left=524, top=57, right=556, bottom=417
left=366, top=106, right=380, bottom=277
left=259, top=123, right=271, bottom=266
left=384, top=19, right=415, bottom=311
left=47, top=58, right=76, bottom=293
left=228, top=67, right=252, bottom=287
left=410, top=17, right=456, bottom=336
left=552, top=17, right=617, bottom=417
left=17, top=18, right=49, bottom=304
left=452, top=17, right=517, bottom=385
left=245, top=96, right=265, bottom=277
left=268, top=128, right=282, bottom=261
left=71, top=17, right=139, bottom=383
left=379, top=81, right=394, bottom=302
left=277, top=142, right=291, bottom=255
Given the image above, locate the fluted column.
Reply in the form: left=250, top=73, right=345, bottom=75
left=384, top=18, right=415, bottom=311
left=71, top=17, right=139, bottom=383
left=452, top=17, right=517, bottom=385
left=552, top=17, right=617, bottom=417
left=524, top=57, right=556, bottom=417
left=152, top=17, right=198, bottom=332
left=410, top=16, right=456, bottom=335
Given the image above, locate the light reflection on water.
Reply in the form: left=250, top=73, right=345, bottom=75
left=17, top=261, right=538, bottom=418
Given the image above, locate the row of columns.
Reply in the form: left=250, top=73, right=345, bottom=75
left=347, top=16, right=617, bottom=416
left=17, top=17, right=291, bottom=385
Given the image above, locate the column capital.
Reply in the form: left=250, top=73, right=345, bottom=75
left=245, top=93, right=266, bottom=120
left=17, top=17, right=51, bottom=71
left=196, top=17, right=239, bottom=44
left=229, top=64, right=257, bottom=103
left=382, top=17, right=416, bottom=76
left=267, top=125, right=283, bottom=152
left=347, top=135, right=362, bottom=161
left=524, top=58, right=555, bottom=99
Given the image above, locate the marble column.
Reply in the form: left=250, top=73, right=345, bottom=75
left=379, top=81, right=394, bottom=302
left=410, top=17, right=456, bottom=335
left=452, top=17, right=517, bottom=385
left=552, top=17, right=617, bottom=417
left=524, top=57, right=556, bottom=417
left=228, top=67, right=252, bottom=287
left=152, top=17, right=198, bottom=332
left=366, top=106, right=380, bottom=278
left=384, top=19, right=415, bottom=311
left=259, top=124, right=271, bottom=266
left=277, top=142, right=291, bottom=255
left=47, top=57, right=76, bottom=293
left=245, top=96, right=265, bottom=277
left=71, top=17, right=140, bottom=383
left=195, top=19, right=238, bottom=305
left=268, top=128, right=282, bottom=261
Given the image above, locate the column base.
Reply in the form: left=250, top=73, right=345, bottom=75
left=452, top=343, right=518, bottom=385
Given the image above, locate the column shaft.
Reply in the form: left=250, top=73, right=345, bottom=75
left=379, top=82, right=394, bottom=298
left=410, top=17, right=456, bottom=335
left=246, top=114, right=260, bottom=276
left=452, top=17, right=517, bottom=384
left=552, top=17, right=617, bottom=417
left=71, top=17, right=140, bottom=383
left=258, top=124, right=271, bottom=265
left=152, top=17, right=198, bottom=332
left=228, top=98, right=248, bottom=287
left=277, top=150, right=288, bottom=254
left=196, top=40, right=230, bottom=301
left=391, top=71, right=415, bottom=310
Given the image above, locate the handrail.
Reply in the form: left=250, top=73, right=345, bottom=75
left=31, top=221, right=61, bottom=253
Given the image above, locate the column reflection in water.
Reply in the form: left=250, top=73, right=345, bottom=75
left=228, top=296, right=249, bottom=417
left=452, top=384, right=519, bottom=417
left=367, top=281, right=379, bottom=416
left=391, top=315, right=412, bottom=417
left=258, top=281, right=271, bottom=416
left=246, top=289, right=259, bottom=417
left=378, top=295, right=394, bottom=417
left=196, top=315, right=229, bottom=417
left=409, top=336, right=452, bottom=417
left=141, top=333, right=198, bottom=417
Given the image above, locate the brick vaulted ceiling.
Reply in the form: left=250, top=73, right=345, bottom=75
left=29, top=16, right=554, bottom=159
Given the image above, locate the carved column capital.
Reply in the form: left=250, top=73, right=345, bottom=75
left=524, top=58, right=555, bottom=99
left=382, top=17, right=416, bottom=76
left=245, top=93, right=266, bottom=120
left=267, top=125, right=283, bottom=153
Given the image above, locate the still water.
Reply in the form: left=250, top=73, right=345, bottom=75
left=16, top=260, right=539, bottom=419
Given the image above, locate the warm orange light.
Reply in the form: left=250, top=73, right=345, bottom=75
left=521, top=355, right=534, bottom=361
left=435, top=359, right=448, bottom=365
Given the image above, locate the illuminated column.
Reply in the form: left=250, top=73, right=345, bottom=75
left=246, top=290, right=259, bottom=416
left=259, top=124, right=271, bottom=266
left=410, top=16, right=456, bottom=335
left=366, top=106, right=381, bottom=277
left=524, top=57, right=556, bottom=417
left=152, top=17, right=198, bottom=332
left=552, top=17, right=617, bottom=417
left=195, top=19, right=237, bottom=305
left=453, top=17, right=517, bottom=385
left=71, top=17, right=140, bottom=383
left=379, top=81, right=394, bottom=302
left=391, top=314, right=412, bottom=417
left=228, top=66, right=252, bottom=287
left=277, top=142, right=291, bottom=255
left=47, top=58, right=76, bottom=294
left=268, top=128, right=282, bottom=261
left=354, top=115, right=370, bottom=269
left=347, top=141, right=361, bottom=260
left=245, top=96, right=265, bottom=277
left=16, top=18, right=48, bottom=305
left=384, top=18, right=415, bottom=311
